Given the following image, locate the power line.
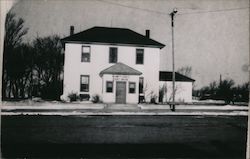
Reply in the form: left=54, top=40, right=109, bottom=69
left=96, top=0, right=169, bottom=15
left=178, top=7, right=249, bottom=15
left=97, top=0, right=249, bottom=16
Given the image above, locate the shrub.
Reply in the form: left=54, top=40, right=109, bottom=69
left=150, top=97, right=157, bottom=104
left=159, top=87, right=164, bottom=103
left=232, top=82, right=249, bottom=102
left=196, top=79, right=249, bottom=103
left=91, top=94, right=100, bottom=103
left=139, top=95, right=145, bottom=103
left=217, top=79, right=235, bottom=104
left=40, top=81, right=63, bottom=100
left=68, top=92, right=78, bottom=102
left=148, top=91, right=158, bottom=104
left=159, top=85, right=167, bottom=103
left=150, top=95, right=158, bottom=104
left=79, top=94, right=90, bottom=101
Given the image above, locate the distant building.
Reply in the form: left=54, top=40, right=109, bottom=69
left=159, top=71, right=195, bottom=103
left=61, top=26, right=194, bottom=104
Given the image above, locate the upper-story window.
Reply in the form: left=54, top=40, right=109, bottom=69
left=81, top=46, right=90, bottom=62
left=109, top=47, right=118, bottom=63
left=136, top=49, right=144, bottom=64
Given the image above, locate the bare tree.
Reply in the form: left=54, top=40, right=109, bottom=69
left=177, top=66, right=192, bottom=78
left=159, top=83, right=182, bottom=103
left=159, top=83, right=167, bottom=103
left=167, top=84, right=181, bottom=102
left=217, top=79, right=235, bottom=104
left=32, top=35, right=63, bottom=100
left=3, top=11, right=28, bottom=99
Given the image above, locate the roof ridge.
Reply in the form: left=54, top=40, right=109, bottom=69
left=61, top=26, right=165, bottom=49
left=93, top=26, right=130, bottom=30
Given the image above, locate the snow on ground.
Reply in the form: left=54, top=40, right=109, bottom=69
left=1, top=111, right=248, bottom=116
left=1, top=104, right=104, bottom=110
left=139, top=105, right=248, bottom=110
left=2, top=99, right=248, bottom=111
left=192, top=99, right=225, bottom=104
left=2, top=103, right=248, bottom=110
left=1, top=101, right=248, bottom=116
left=2, top=100, right=93, bottom=106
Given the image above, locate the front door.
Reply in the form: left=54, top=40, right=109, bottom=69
left=116, top=81, right=126, bottom=104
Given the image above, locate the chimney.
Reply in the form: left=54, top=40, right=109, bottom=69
left=70, top=26, right=74, bottom=36
left=146, top=30, right=150, bottom=38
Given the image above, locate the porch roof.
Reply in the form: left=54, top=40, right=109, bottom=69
left=100, top=62, right=142, bottom=76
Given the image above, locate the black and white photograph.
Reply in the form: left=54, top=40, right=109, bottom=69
left=0, top=0, right=249, bottom=158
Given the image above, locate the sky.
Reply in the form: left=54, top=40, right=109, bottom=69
left=10, top=0, right=249, bottom=88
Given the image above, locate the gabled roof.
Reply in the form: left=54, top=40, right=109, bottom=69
left=62, top=26, right=165, bottom=49
left=100, top=62, right=142, bottom=76
left=159, top=71, right=195, bottom=82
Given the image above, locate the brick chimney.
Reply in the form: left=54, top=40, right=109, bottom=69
left=145, top=30, right=150, bottom=38
left=70, top=26, right=74, bottom=36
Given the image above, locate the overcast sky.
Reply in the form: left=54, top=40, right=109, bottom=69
left=11, top=0, right=249, bottom=88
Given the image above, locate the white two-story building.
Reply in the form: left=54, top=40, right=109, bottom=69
left=61, top=26, right=165, bottom=104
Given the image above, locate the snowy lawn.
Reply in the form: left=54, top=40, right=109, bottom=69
left=2, top=99, right=248, bottom=109
left=1, top=99, right=248, bottom=116
left=139, top=104, right=248, bottom=110
left=1, top=111, right=248, bottom=116
left=2, top=100, right=105, bottom=110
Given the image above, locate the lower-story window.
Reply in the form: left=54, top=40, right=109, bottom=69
left=129, top=82, right=136, bottom=93
left=80, top=75, right=89, bottom=92
left=106, top=81, right=113, bottom=93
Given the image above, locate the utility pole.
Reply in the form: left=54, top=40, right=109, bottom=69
left=170, top=8, right=178, bottom=111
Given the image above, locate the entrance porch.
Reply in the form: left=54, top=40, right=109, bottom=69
left=100, top=63, right=142, bottom=104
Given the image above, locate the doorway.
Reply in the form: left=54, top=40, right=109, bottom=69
left=116, top=81, right=126, bottom=104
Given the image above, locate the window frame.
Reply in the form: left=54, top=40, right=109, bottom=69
left=136, top=48, right=144, bottom=64
left=80, top=75, right=90, bottom=92
left=81, top=46, right=91, bottom=62
left=109, top=47, right=118, bottom=63
left=129, top=82, right=136, bottom=94
left=106, top=81, right=113, bottom=93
